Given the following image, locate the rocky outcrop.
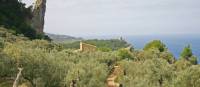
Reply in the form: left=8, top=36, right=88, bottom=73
left=32, top=0, right=46, bottom=34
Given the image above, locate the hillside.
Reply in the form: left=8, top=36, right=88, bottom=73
left=0, top=0, right=48, bottom=40
left=0, top=27, right=200, bottom=87
left=46, top=33, right=83, bottom=42
left=1, top=0, right=200, bottom=87
left=62, top=39, right=131, bottom=51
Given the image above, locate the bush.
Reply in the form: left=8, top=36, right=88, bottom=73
left=117, top=49, right=133, bottom=60
left=180, top=45, right=198, bottom=65
left=118, top=59, right=174, bottom=87
left=1, top=31, right=200, bottom=87
left=0, top=0, right=49, bottom=39
left=98, top=47, right=112, bottom=52
left=144, top=40, right=167, bottom=52
left=174, top=65, right=200, bottom=87
left=180, top=45, right=193, bottom=58
left=0, top=37, right=4, bottom=49
left=63, top=39, right=130, bottom=50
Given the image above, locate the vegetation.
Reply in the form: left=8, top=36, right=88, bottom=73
left=180, top=45, right=198, bottom=64
left=0, top=1, right=200, bottom=86
left=144, top=40, right=167, bottom=52
left=46, top=33, right=83, bottom=43
left=63, top=39, right=130, bottom=51
left=0, top=28, right=200, bottom=87
left=0, top=0, right=48, bottom=39
left=117, top=48, right=133, bottom=60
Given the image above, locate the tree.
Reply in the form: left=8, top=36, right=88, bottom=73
left=180, top=45, right=198, bottom=65
left=144, top=40, right=167, bottom=52
left=0, top=37, right=4, bottom=50
left=189, top=56, right=198, bottom=65
left=13, top=68, right=23, bottom=87
left=0, top=0, right=36, bottom=39
left=174, top=66, right=200, bottom=87
left=0, top=0, right=49, bottom=39
left=175, top=59, right=192, bottom=71
left=180, top=45, right=193, bottom=59
left=118, top=59, right=174, bottom=87
left=117, top=49, right=133, bottom=60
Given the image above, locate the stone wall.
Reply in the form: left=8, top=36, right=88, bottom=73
left=79, top=42, right=97, bottom=52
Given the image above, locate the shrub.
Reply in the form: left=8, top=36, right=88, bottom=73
left=117, top=49, right=133, bottom=60
left=174, top=65, right=200, bottom=87
left=144, top=40, right=167, bottom=52
left=180, top=45, right=198, bottom=65
left=180, top=45, right=193, bottom=59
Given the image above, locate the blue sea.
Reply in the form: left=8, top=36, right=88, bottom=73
left=124, top=35, right=200, bottom=60
left=85, top=35, right=200, bottom=61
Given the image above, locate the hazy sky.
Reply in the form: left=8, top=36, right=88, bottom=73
left=23, top=0, right=200, bottom=36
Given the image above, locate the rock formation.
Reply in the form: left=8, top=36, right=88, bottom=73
left=32, top=0, right=46, bottom=34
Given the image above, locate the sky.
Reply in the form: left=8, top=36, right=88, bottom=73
left=23, top=0, right=200, bottom=37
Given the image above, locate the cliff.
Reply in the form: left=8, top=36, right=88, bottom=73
left=31, top=0, right=46, bottom=34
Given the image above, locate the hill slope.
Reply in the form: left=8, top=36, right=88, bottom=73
left=46, top=33, right=83, bottom=42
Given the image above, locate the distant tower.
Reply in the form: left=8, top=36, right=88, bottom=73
left=119, top=36, right=124, bottom=41
left=32, top=0, right=46, bottom=34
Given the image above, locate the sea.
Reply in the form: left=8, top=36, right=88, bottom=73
left=125, top=35, right=200, bottom=61
left=85, top=35, right=200, bottom=61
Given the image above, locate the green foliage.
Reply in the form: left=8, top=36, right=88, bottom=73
left=83, top=39, right=130, bottom=50
left=0, top=27, right=29, bottom=43
left=144, top=40, right=167, bottom=52
left=62, top=41, right=80, bottom=49
left=118, top=59, right=175, bottom=87
left=174, top=65, right=200, bottom=87
left=189, top=56, right=198, bottom=65
left=180, top=45, right=193, bottom=58
left=98, top=47, right=112, bottom=52
left=63, top=39, right=130, bottom=51
left=0, top=32, right=119, bottom=87
left=0, top=0, right=48, bottom=39
left=136, top=48, right=175, bottom=63
left=0, top=37, right=4, bottom=49
left=180, top=45, right=198, bottom=65
left=0, top=30, right=200, bottom=87
left=117, top=49, right=133, bottom=60
left=159, top=51, right=175, bottom=64
left=142, top=40, right=175, bottom=63
left=0, top=80, right=12, bottom=87
left=175, top=59, right=192, bottom=71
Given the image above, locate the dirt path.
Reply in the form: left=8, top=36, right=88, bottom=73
left=107, top=66, right=122, bottom=87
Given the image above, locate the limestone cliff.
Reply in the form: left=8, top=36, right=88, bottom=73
left=32, top=0, right=46, bottom=34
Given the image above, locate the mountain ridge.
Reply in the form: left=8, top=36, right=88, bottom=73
left=46, top=33, right=83, bottom=42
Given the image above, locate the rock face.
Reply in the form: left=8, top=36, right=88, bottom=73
left=32, top=0, right=46, bottom=34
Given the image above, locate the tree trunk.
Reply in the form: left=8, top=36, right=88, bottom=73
left=13, top=68, right=23, bottom=87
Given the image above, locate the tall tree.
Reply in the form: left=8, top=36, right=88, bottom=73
left=180, top=45, right=192, bottom=59
left=144, top=40, right=167, bottom=52
left=180, top=45, right=198, bottom=65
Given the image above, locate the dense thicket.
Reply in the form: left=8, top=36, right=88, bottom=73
left=0, top=28, right=200, bottom=87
